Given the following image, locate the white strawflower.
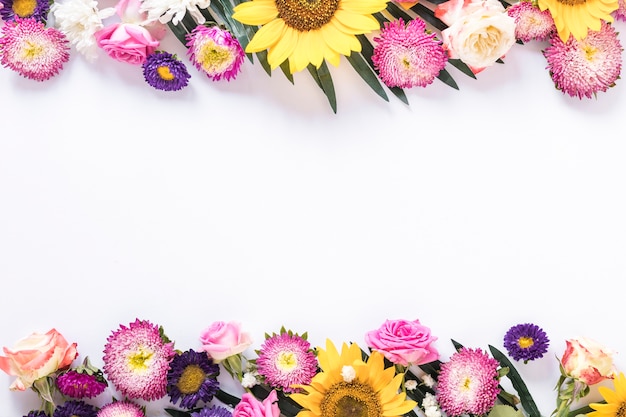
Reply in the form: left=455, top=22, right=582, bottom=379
left=51, top=0, right=115, bottom=62
left=341, top=366, right=356, bottom=383
left=139, top=0, right=210, bottom=25
left=241, top=372, right=258, bottom=388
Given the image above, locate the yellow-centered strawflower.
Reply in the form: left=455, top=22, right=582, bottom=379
left=290, top=339, right=417, bottom=417
left=537, top=0, right=618, bottom=42
left=232, top=0, right=388, bottom=73
left=588, top=372, right=626, bottom=417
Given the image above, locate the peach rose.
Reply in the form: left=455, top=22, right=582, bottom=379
left=0, top=329, right=78, bottom=391
left=198, top=321, right=252, bottom=362
left=561, top=337, right=616, bottom=385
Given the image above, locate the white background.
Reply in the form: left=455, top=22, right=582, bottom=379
left=1, top=13, right=626, bottom=417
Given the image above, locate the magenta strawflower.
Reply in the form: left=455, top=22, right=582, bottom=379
left=507, top=1, right=555, bottom=42
left=436, top=347, right=501, bottom=417
left=544, top=22, right=622, bottom=99
left=0, top=17, right=69, bottom=81
left=372, top=18, right=447, bottom=88
left=103, top=319, right=176, bottom=401
left=97, top=402, right=145, bottom=417
left=255, top=331, right=318, bottom=393
left=186, top=25, right=244, bottom=81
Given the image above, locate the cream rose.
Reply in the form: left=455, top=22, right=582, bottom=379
left=0, top=329, right=78, bottom=391
left=436, top=0, right=516, bottom=73
left=561, top=337, right=616, bottom=385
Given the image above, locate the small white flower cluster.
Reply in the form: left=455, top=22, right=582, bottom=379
left=341, top=365, right=356, bottom=383
left=241, top=370, right=259, bottom=388
left=422, top=392, right=443, bottom=417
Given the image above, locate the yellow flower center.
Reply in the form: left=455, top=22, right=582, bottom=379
left=275, top=0, right=340, bottom=31
left=20, top=40, right=43, bottom=61
left=583, top=44, right=598, bottom=61
left=177, top=364, right=206, bottom=394
left=276, top=351, right=298, bottom=372
left=128, top=348, right=154, bottom=371
left=320, top=382, right=382, bottom=417
left=462, top=377, right=472, bottom=390
left=12, top=0, right=37, bottom=17
left=555, top=0, right=586, bottom=6
left=157, top=65, right=175, bottom=80
left=617, top=403, right=626, bottom=417
left=518, top=337, right=534, bottom=349
left=198, top=41, right=233, bottom=74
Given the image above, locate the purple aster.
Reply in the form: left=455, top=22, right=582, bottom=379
left=186, top=25, right=244, bottom=81
left=507, top=1, right=555, bottom=42
left=543, top=22, right=622, bottom=99
left=255, top=331, right=317, bottom=393
left=436, top=347, right=501, bottom=417
left=192, top=405, right=233, bottom=417
left=0, top=17, right=69, bottom=81
left=372, top=17, right=448, bottom=88
left=103, top=319, right=176, bottom=401
left=167, top=349, right=220, bottom=409
left=143, top=51, right=191, bottom=91
left=97, top=402, right=145, bottom=417
left=0, top=0, right=49, bottom=22
left=53, top=400, right=98, bottom=417
left=24, top=411, right=49, bottom=417
left=503, top=323, right=550, bottom=363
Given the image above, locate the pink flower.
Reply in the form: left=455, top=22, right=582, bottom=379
left=560, top=337, right=616, bottom=385
left=233, top=390, right=280, bottom=417
left=0, top=329, right=78, bottom=391
left=365, top=319, right=439, bottom=366
left=198, top=321, right=252, bottom=362
left=95, top=23, right=159, bottom=64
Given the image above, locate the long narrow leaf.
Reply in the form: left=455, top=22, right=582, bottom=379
left=167, top=21, right=190, bottom=46
left=448, top=58, right=477, bottom=79
left=345, top=52, right=388, bottom=102
left=410, top=3, right=447, bottom=31
left=308, top=62, right=337, bottom=113
left=386, top=1, right=414, bottom=21
left=437, top=68, right=459, bottom=89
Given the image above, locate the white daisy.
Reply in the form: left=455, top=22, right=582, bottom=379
left=139, top=0, right=210, bottom=26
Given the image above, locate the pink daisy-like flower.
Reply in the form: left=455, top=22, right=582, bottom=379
left=97, top=401, right=145, bottom=417
left=103, top=319, right=176, bottom=401
left=372, top=18, right=447, bottom=88
left=544, top=22, right=622, bottom=99
left=436, top=347, right=501, bottom=417
left=0, top=17, right=69, bottom=81
left=255, top=331, right=318, bottom=393
left=507, top=1, right=555, bottom=42
left=186, top=25, right=244, bottom=81
left=613, top=0, right=626, bottom=21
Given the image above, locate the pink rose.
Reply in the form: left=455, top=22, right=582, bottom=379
left=95, top=23, right=159, bottom=65
left=0, top=329, right=78, bottom=391
left=233, top=390, right=280, bottom=417
left=561, top=337, right=616, bottom=385
left=364, top=319, right=439, bottom=366
left=198, top=321, right=252, bottom=362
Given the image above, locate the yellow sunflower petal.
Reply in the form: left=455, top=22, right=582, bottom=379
left=317, top=339, right=340, bottom=372
left=232, top=0, right=278, bottom=25
left=267, top=26, right=299, bottom=69
left=333, top=9, right=381, bottom=31
left=339, top=0, right=389, bottom=14
left=245, top=18, right=286, bottom=53
left=320, top=24, right=360, bottom=56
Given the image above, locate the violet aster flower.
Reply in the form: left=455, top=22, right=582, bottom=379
left=544, top=22, right=622, bottom=99
left=186, top=25, right=244, bottom=81
left=436, top=347, right=501, bottom=417
left=192, top=405, right=233, bottom=417
left=503, top=323, right=550, bottom=363
left=143, top=51, right=191, bottom=91
left=97, top=402, right=145, bottom=417
left=103, top=319, right=176, bottom=401
left=0, top=0, right=50, bottom=22
left=372, top=18, right=447, bottom=88
left=24, top=411, right=49, bottom=417
left=255, top=331, right=318, bottom=393
left=53, top=400, right=97, bottom=417
left=507, top=1, right=555, bottom=42
left=167, top=349, right=220, bottom=409
left=0, top=17, right=70, bottom=81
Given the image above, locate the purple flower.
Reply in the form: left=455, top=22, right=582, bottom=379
left=503, top=323, right=549, bottom=362
left=192, top=405, right=233, bottom=417
left=167, top=349, right=220, bottom=409
left=0, top=0, right=50, bottom=22
left=56, top=358, right=108, bottom=399
left=187, top=25, right=244, bottom=81
left=143, top=51, right=191, bottom=91
left=53, top=401, right=97, bottom=417
left=24, top=411, right=49, bottom=417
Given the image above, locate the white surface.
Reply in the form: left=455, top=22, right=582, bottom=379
left=1, top=16, right=626, bottom=417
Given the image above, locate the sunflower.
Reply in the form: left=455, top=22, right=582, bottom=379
left=231, top=0, right=388, bottom=74
left=588, top=373, right=626, bottom=417
left=537, top=0, right=617, bottom=42
left=290, top=339, right=416, bottom=417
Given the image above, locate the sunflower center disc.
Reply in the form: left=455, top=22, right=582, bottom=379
left=320, top=382, right=382, bottom=417
left=275, top=0, right=340, bottom=31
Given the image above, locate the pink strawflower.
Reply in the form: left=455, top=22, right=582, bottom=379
left=97, top=401, right=145, bottom=417
left=507, top=1, right=555, bottom=42
left=186, top=25, right=244, bottom=81
left=102, top=319, right=176, bottom=401
left=255, top=331, right=318, bottom=393
left=543, top=22, right=622, bottom=99
left=0, top=17, right=69, bottom=81
left=436, top=347, right=501, bottom=417
left=57, top=370, right=108, bottom=398
left=614, top=0, right=626, bottom=21
left=372, top=18, right=447, bottom=88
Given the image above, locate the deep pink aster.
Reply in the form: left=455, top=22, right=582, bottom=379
left=0, top=17, right=69, bottom=81
left=436, top=347, right=501, bottom=417
left=57, top=370, right=108, bottom=399
left=507, top=1, right=555, bottom=42
left=255, top=331, right=318, bottom=393
left=372, top=18, right=447, bottom=88
left=544, top=22, right=622, bottom=99
left=102, top=319, right=176, bottom=401
left=614, top=0, right=626, bottom=21
left=186, top=25, right=244, bottom=81
left=96, top=401, right=145, bottom=417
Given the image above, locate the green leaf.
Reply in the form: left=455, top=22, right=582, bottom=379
left=386, top=1, right=414, bottom=22
left=345, top=52, right=388, bottom=102
left=215, top=389, right=242, bottom=408
left=410, top=3, right=448, bottom=31
left=167, top=21, right=190, bottom=47
left=165, top=409, right=193, bottom=417
left=489, top=345, right=542, bottom=417
left=436, top=68, right=459, bottom=90
left=448, top=59, right=477, bottom=79
left=307, top=62, right=337, bottom=113
left=489, top=405, right=527, bottom=417
left=279, top=60, right=295, bottom=84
